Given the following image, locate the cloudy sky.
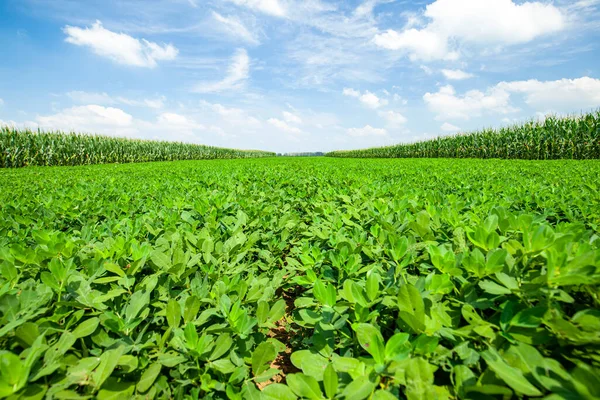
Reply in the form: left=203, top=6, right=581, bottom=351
left=0, top=0, right=599, bottom=152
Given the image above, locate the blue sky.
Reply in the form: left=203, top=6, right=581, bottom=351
left=0, top=0, right=599, bottom=153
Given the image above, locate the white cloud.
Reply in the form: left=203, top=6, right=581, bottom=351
left=360, top=91, right=388, bottom=109
left=497, top=77, right=600, bottom=111
left=193, top=49, right=250, bottom=93
left=424, top=84, right=516, bottom=120
left=426, top=76, right=600, bottom=120
left=374, top=28, right=459, bottom=61
left=268, top=118, right=302, bottom=134
left=66, top=91, right=166, bottom=109
left=37, top=105, right=134, bottom=133
left=63, top=21, right=178, bottom=67
left=343, top=88, right=361, bottom=98
left=200, top=101, right=262, bottom=128
left=282, top=111, right=302, bottom=124
left=0, top=119, right=38, bottom=130
left=441, top=69, right=474, bottom=80
left=343, top=88, right=388, bottom=109
left=156, top=113, right=205, bottom=131
left=441, top=122, right=461, bottom=131
left=212, top=12, right=260, bottom=45
left=347, top=125, right=387, bottom=137
left=0, top=99, right=4, bottom=106
left=34, top=104, right=211, bottom=142
left=374, top=0, right=565, bottom=61
left=379, top=110, right=408, bottom=126
left=226, top=0, right=286, bottom=17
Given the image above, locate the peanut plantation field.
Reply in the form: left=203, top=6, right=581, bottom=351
left=1, top=157, right=600, bottom=400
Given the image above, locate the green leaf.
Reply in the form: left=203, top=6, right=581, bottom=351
left=166, top=299, right=181, bottom=329
left=136, top=363, right=161, bottom=393
left=0, top=351, right=24, bottom=396
left=15, top=322, right=40, bottom=347
left=103, top=263, right=126, bottom=278
left=366, top=273, right=379, bottom=302
left=268, top=300, right=286, bottom=323
left=287, top=373, right=322, bottom=400
left=372, top=390, right=398, bottom=400
left=92, top=346, right=126, bottom=390
left=97, top=379, right=135, bottom=400
left=481, top=348, right=542, bottom=396
left=385, top=332, right=410, bottom=362
left=341, top=376, right=374, bottom=400
left=261, top=383, right=297, bottom=400
left=290, top=350, right=328, bottom=381
left=257, top=301, right=269, bottom=324
left=323, top=364, right=337, bottom=399
left=72, top=317, right=99, bottom=338
left=313, top=280, right=328, bottom=305
left=511, top=306, right=546, bottom=328
left=479, top=280, right=511, bottom=295
left=252, top=342, right=277, bottom=376
left=209, top=334, right=233, bottom=361
left=397, top=284, right=424, bottom=321
left=355, top=323, right=385, bottom=364
left=183, top=295, right=201, bottom=323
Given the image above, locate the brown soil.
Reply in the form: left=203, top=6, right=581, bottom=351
left=257, top=286, right=305, bottom=389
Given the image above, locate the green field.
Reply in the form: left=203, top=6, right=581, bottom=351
left=1, top=157, right=600, bottom=399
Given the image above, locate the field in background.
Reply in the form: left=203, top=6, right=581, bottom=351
left=1, top=157, right=599, bottom=399
left=328, top=111, right=600, bottom=159
left=0, top=126, right=275, bottom=168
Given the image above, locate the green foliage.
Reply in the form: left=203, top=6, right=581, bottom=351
left=0, top=157, right=599, bottom=399
left=0, top=126, right=274, bottom=167
left=327, top=111, right=600, bottom=159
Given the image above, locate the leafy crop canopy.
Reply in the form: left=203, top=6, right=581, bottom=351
left=0, top=157, right=599, bottom=399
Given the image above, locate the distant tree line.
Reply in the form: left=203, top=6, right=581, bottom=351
left=277, top=152, right=324, bottom=157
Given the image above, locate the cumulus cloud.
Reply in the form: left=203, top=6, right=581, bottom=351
left=156, top=113, right=205, bottom=131
left=374, top=0, right=565, bottom=61
left=441, top=122, right=461, bottom=131
left=193, top=49, right=250, bottom=93
left=268, top=118, right=302, bottom=134
left=497, top=77, right=600, bottom=111
left=424, top=84, right=516, bottom=120
left=282, top=111, right=302, bottom=124
left=424, top=76, right=600, bottom=120
left=212, top=11, right=260, bottom=44
left=342, top=88, right=361, bottom=98
left=343, top=88, right=388, bottom=109
left=374, top=28, right=458, bottom=61
left=441, top=69, right=474, bottom=80
left=379, top=110, right=408, bottom=126
left=63, top=21, right=178, bottom=67
left=347, top=125, right=387, bottom=137
left=37, top=105, right=134, bottom=131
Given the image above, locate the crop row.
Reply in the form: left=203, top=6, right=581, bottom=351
left=0, top=126, right=275, bottom=168
left=327, top=111, right=600, bottom=159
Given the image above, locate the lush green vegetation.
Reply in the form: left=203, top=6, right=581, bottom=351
left=327, top=111, right=600, bottom=159
left=0, top=126, right=275, bottom=167
left=1, top=157, right=599, bottom=399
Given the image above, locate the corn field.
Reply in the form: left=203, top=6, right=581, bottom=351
left=0, top=127, right=275, bottom=167
left=327, top=111, right=600, bottom=159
